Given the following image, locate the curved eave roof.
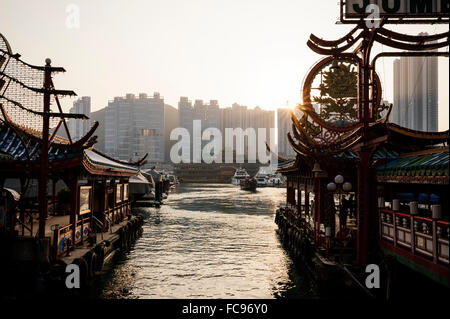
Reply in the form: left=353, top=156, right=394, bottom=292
left=0, top=121, right=139, bottom=177
left=0, top=124, right=83, bottom=162
left=377, top=148, right=449, bottom=184
left=83, top=149, right=138, bottom=176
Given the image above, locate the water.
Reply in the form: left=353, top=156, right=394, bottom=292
left=93, top=184, right=320, bottom=299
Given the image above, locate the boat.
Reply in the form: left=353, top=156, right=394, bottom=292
left=266, top=175, right=284, bottom=187
left=254, top=166, right=285, bottom=187
left=129, top=171, right=161, bottom=207
left=231, top=167, right=250, bottom=185
left=166, top=174, right=178, bottom=186
left=255, top=176, right=267, bottom=187
left=240, top=178, right=257, bottom=192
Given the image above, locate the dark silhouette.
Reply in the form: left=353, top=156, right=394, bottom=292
left=340, top=196, right=350, bottom=228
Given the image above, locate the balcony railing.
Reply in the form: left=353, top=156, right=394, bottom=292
left=52, top=200, right=130, bottom=259
left=104, top=200, right=130, bottom=231
left=379, top=209, right=449, bottom=266
left=52, top=216, right=91, bottom=259
left=280, top=204, right=316, bottom=241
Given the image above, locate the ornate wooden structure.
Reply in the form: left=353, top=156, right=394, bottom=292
left=277, top=17, right=449, bottom=288
left=0, top=33, right=145, bottom=261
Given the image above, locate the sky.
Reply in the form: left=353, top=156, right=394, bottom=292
left=1, top=0, right=449, bottom=130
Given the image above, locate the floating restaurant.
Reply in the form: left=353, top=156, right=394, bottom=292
left=275, top=4, right=449, bottom=296
left=0, top=33, right=146, bottom=297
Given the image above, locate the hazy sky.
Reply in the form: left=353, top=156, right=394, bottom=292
left=1, top=0, right=449, bottom=129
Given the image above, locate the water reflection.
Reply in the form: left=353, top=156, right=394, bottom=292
left=93, top=184, right=320, bottom=299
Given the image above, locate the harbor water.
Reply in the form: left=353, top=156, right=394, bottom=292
left=91, top=183, right=320, bottom=298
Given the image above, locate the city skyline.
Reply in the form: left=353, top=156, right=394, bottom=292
left=1, top=0, right=448, bottom=131
left=391, top=52, right=439, bottom=132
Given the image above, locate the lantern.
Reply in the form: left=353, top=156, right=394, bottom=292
left=334, top=175, right=344, bottom=184
left=327, top=182, right=337, bottom=191
left=342, top=182, right=352, bottom=192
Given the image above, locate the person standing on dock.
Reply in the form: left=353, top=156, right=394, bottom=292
left=340, top=196, right=349, bottom=228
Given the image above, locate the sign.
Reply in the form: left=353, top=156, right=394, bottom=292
left=79, top=186, right=91, bottom=215
left=344, top=0, right=449, bottom=18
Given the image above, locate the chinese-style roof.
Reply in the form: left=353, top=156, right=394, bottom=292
left=277, top=158, right=296, bottom=169
left=0, top=123, right=83, bottom=162
left=144, top=169, right=163, bottom=182
left=0, top=119, right=141, bottom=177
left=84, top=149, right=138, bottom=173
left=377, top=147, right=449, bottom=184
left=331, top=146, right=399, bottom=160
left=277, top=146, right=400, bottom=175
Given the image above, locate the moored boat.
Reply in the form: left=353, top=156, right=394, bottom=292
left=231, top=168, right=250, bottom=185
left=240, top=177, right=257, bottom=192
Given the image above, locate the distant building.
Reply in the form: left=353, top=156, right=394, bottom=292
left=277, top=108, right=296, bottom=158
left=164, top=104, right=179, bottom=163
left=105, top=92, right=165, bottom=166
left=176, top=98, right=275, bottom=163
left=391, top=33, right=438, bottom=132
left=90, top=108, right=105, bottom=152
left=68, top=96, right=91, bottom=140
left=177, top=97, right=223, bottom=162
left=221, top=103, right=275, bottom=162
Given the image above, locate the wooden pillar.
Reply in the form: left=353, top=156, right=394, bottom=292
left=315, top=178, right=324, bottom=244
left=305, top=190, right=310, bottom=216
left=69, top=177, right=78, bottom=249
left=100, top=181, right=107, bottom=231
left=19, top=178, right=25, bottom=236
left=38, top=61, right=51, bottom=239
left=51, top=179, right=56, bottom=214
left=357, top=147, right=372, bottom=266
left=89, top=180, right=95, bottom=228
left=111, top=179, right=116, bottom=224
left=286, top=178, right=289, bottom=205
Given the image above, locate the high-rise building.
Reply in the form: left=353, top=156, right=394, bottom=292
left=176, top=98, right=275, bottom=163
left=105, top=92, right=165, bottom=166
left=177, top=97, right=224, bottom=162
left=391, top=33, right=438, bottom=132
left=221, top=103, right=275, bottom=162
left=277, top=108, right=296, bottom=158
left=90, top=108, right=105, bottom=152
left=68, top=96, right=91, bottom=141
left=164, top=104, right=179, bottom=163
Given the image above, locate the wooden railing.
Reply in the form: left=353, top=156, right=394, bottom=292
left=52, top=216, right=91, bottom=259
left=379, top=209, right=449, bottom=265
left=280, top=204, right=316, bottom=240
left=103, top=200, right=130, bottom=232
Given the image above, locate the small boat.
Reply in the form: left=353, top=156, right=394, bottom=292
left=240, top=178, right=257, bottom=192
left=255, top=176, right=267, bottom=187
left=130, top=171, right=161, bottom=207
left=267, top=176, right=284, bottom=187
left=231, top=167, right=250, bottom=185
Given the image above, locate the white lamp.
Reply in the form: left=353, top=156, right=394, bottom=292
left=327, top=182, right=337, bottom=191
left=334, top=175, right=344, bottom=184
left=342, top=182, right=352, bottom=192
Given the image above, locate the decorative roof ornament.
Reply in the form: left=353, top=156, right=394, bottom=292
left=286, top=20, right=450, bottom=159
